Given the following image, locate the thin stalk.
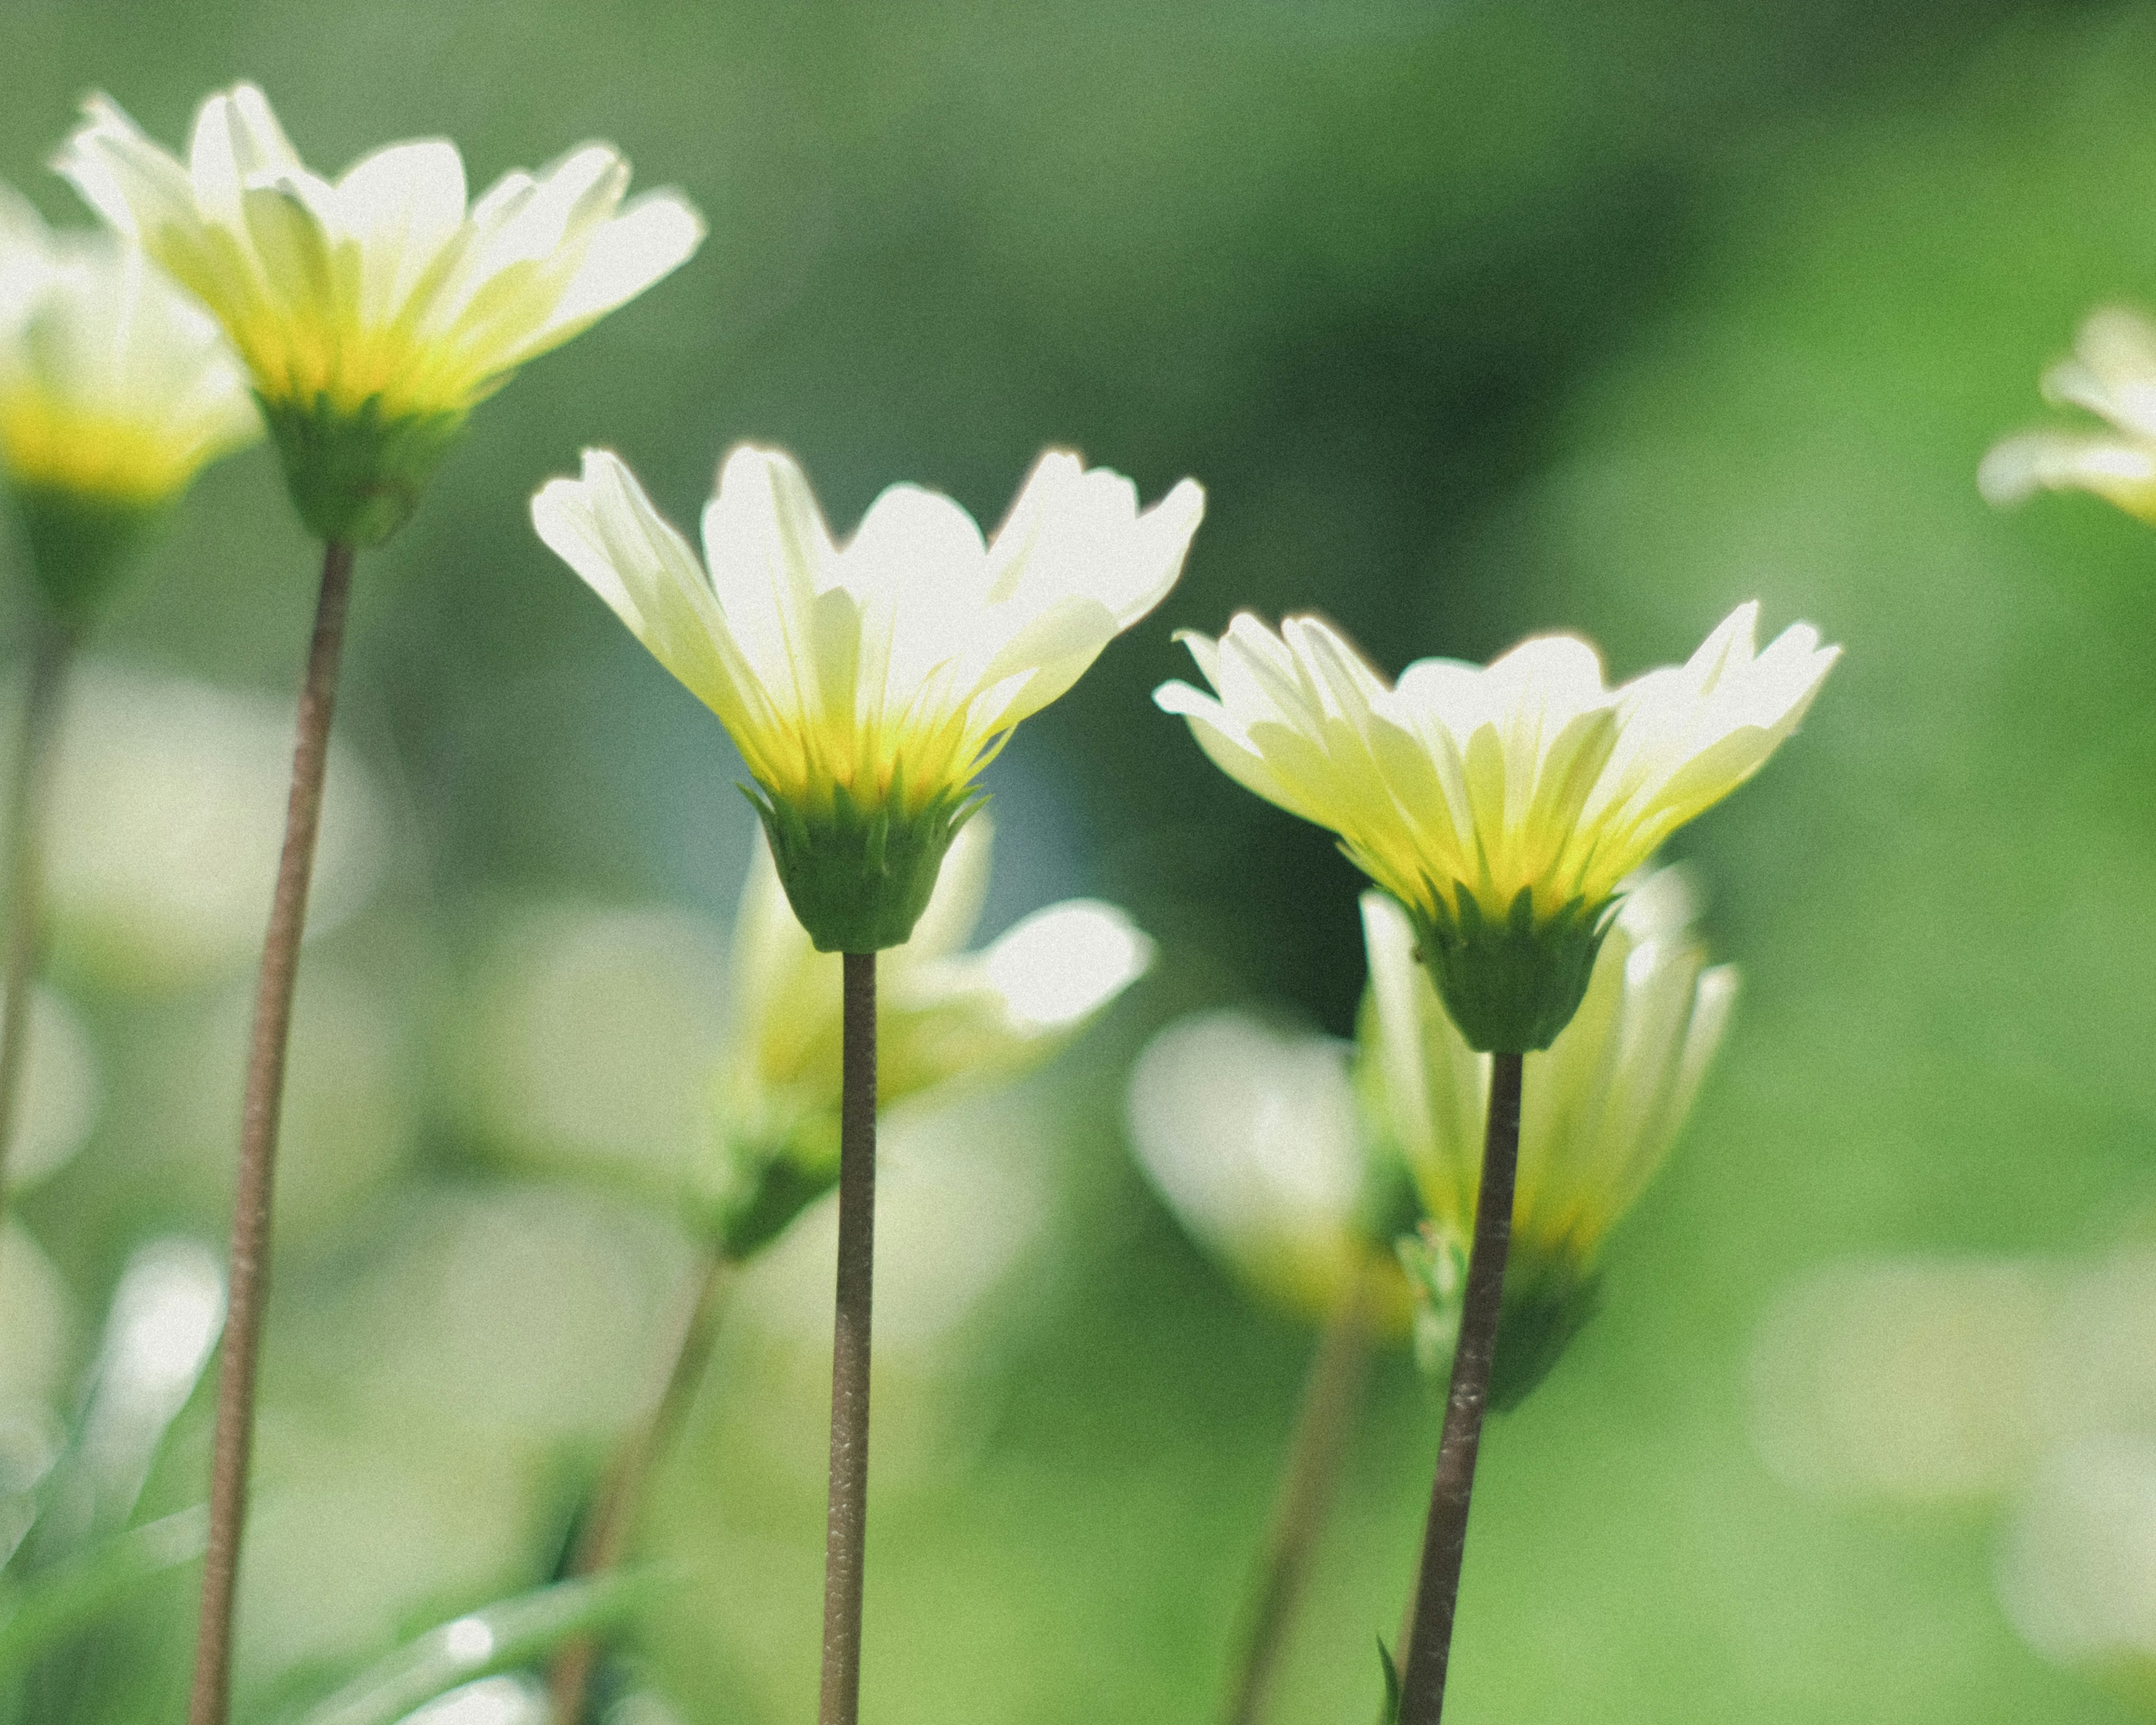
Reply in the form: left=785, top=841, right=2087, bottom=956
left=1396, top=1050, right=1523, bottom=1725
left=818, top=950, right=876, bottom=1725
left=548, top=1250, right=732, bottom=1724
left=188, top=541, right=356, bottom=1725
left=1221, top=1255, right=1377, bottom=1725
left=0, top=618, right=72, bottom=1226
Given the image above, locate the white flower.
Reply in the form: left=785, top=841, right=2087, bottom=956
left=1158, top=603, right=1836, bottom=929
left=0, top=181, right=255, bottom=508
left=533, top=443, right=1202, bottom=950
left=55, top=84, right=702, bottom=424
left=1981, top=307, right=2156, bottom=522
left=1360, top=866, right=1735, bottom=1280
left=1126, top=1008, right=1413, bottom=1331
left=538, top=444, right=1202, bottom=819
left=724, top=814, right=1153, bottom=1119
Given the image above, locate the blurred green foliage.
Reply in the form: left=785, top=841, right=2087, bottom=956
left=6, top=0, right=2156, bottom=1721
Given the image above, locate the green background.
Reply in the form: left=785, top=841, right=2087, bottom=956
left=5, top=0, right=2156, bottom=1719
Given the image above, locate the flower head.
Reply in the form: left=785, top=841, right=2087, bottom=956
left=1981, top=307, right=2156, bottom=523
left=534, top=444, right=1203, bottom=950
left=1360, top=869, right=1735, bottom=1403
left=1126, top=1009, right=1416, bottom=1335
left=706, top=815, right=1153, bottom=1256
left=57, top=84, right=702, bottom=544
left=1157, top=603, right=1833, bottom=1049
left=0, top=184, right=257, bottom=619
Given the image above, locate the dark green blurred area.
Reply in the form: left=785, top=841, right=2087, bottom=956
left=7, top=0, right=2156, bottom=1719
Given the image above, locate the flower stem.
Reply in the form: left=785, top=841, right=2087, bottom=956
left=819, top=950, right=876, bottom=1725
left=0, top=617, right=72, bottom=1230
left=1221, top=1256, right=1376, bottom=1725
left=547, top=1249, right=732, bottom=1724
left=1396, top=1049, right=1522, bottom=1725
left=188, top=540, right=356, bottom=1725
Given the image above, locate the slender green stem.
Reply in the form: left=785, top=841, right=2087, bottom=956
left=1221, top=1256, right=1376, bottom=1725
left=547, top=1250, right=731, bottom=1724
left=818, top=951, right=876, bottom=1725
left=1396, top=1050, right=1523, bottom=1725
left=188, top=541, right=356, bottom=1725
left=0, top=618, right=71, bottom=1229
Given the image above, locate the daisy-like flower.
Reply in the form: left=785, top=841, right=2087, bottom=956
left=56, top=83, right=702, bottom=546
left=533, top=444, right=1203, bottom=951
left=706, top=814, right=1153, bottom=1256
left=0, top=184, right=257, bottom=620
left=1156, top=602, right=1833, bottom=1051
left=1981, top=307, right=2156, bottom=523
left=1361, top=869, right=1735, bottom=1404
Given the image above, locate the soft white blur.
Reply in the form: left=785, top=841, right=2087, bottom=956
left=36, top=661, right=387, bottom=991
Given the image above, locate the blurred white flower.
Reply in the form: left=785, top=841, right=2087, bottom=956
left=1126, top=1008, right=1412, bottom=1331
left=0, top=181, right=255, bottom=510
left=1981, top=307, right=2156, bottom=522
left=710, top=815, right=1150, bottom=1254
left=29, top=660, right=386, bottom=991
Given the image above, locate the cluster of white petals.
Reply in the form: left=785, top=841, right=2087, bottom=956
left=535, top=445, right=1204, bottom=815
left=1362, top=867, right=1735, bottom=1270
left=1980, top=307, right=2156, bottom=522
left=0, top=182, right=256, bottom=503
left=725, top=815, right=1153, bottom=1121
left=1157, top=601, right=1837, bottom=923
left=55, top=83, right=703, bottom=419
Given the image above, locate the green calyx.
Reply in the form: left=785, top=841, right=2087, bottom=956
left=258, top=391, right=465, bottom=547
left=743, top=777, right=982, bottom=953
left=7, top=481, right=163, bottom=628
left=1397, top=1225, right=1604, bottom=1411
left=696, top=1110, right=841, bottom=1262
left=1405, top=882, right=1619, bottom=1053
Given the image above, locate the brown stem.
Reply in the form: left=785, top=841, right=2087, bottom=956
left=0, top=618, right=71, bottom=1228
left=818, top=950, right=876, bottom=1725
left=1221, top=1256, right=1376, bottom=1725
left=548, top=1251, right=732, bottom=1724
left=188, top=541, right=355, bottom=1725
left=1396, top=1050, right=1522, bottom=1725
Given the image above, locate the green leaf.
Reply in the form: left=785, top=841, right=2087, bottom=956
left=1376, top=1636, right=1402, bottom=1725
left=282, top=1569, right=655, bottom=1725
left=0, top=1505, right=207, bottom=1674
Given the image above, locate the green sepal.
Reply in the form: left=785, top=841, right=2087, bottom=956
left=1404, top=882, right=1619, bottom=1053
left=257, top=390, right=465, bottom=547
left=1376, top=1638, right=1403, bottom=1725
left=694, top=1111, right=841, bottom=1262
left=7, top=481, right=162, bottom=628
left=1398, top=1223, right=1604, bottom=1411
left=742, top=775, right=983, bottom=953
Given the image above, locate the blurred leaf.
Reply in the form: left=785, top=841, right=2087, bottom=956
left=279, top=1569, right=655, bottom=1725
left=0, top=1505, right=205, bottom=1675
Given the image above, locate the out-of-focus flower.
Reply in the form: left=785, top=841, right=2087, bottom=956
left=1126, top=1009, right=1415, bottom=1335
left=533, top=446, right=1202, bottom=951
left=57, top=84, right=701, bottom=545
left=1981, top=307, right=2156, bottom=523
left=1362, top=868, right=1735, bottom=1402
left=1157, top=605, right=1829, bottom=1051
left=704, top=816, right=1153, bottom=1256
left=0, top=183, right=256, bottom=620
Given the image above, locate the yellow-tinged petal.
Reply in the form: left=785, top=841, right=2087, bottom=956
left=56, top=83, right=702, bottom=425
left=1159, top=603, right=1836, bottom=927
left=542, top=442, right=1202, bottom=825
